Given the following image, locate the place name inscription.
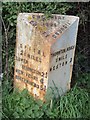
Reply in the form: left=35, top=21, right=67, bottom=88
left=15, top=43, right=75, bottom=90
left=52, top=21, right=70, bottom=39
left=28, top=14, right=71, bottom=39
left=15, top=64, right=47, bottom=91
left=50, top=45, right=75, bottom=72
left=16, top=43, right=47, bottom=63
left=15, top=75, right=46, bottom=91
left=15, top=13, right=79, bottom=100
left=51, top=45, right=75, bottom=56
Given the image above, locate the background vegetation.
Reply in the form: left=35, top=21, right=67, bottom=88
left=2, top=2, right=90, bottom=119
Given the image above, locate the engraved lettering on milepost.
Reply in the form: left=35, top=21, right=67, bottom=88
left=15, top=13, right=79, bottom=100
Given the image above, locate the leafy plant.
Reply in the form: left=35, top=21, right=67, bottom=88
left=2, top=2, right=90, bottom=119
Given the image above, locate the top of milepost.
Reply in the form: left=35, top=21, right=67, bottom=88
left=17, top=13, right=79, bottom=45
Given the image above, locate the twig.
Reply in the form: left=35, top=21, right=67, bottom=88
left=1, top=16, right=9, bottom=80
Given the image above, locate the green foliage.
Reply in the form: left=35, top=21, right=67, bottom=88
left=2, top=2, right=72, bottom=26
left=2, top=74, right=90, bottom=118
left=2, top=2, right=89, bottom=75
left=58, top=85, right=90, bottom=118
left=77, top=73, right=90, bottom=91
left=2, top=2, right=90, bottom=119
left=2, top=2, right=73, bottom=76
left=3, top=89, right=43, bottom=118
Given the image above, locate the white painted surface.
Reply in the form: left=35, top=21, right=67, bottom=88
left=14, top=13, right=79, bottom=100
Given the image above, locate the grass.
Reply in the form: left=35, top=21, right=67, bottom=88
left=2, top=73, right=90, bottom=119
left=2, top=2, right=90, bottom=119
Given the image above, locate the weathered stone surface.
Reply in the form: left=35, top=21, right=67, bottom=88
left=14, top=13, right=79, bottom=100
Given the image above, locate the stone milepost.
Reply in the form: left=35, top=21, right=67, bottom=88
left=14, top=13, right=79, bottom=101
